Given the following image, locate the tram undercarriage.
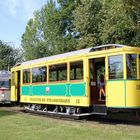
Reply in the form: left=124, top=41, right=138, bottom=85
left=25, top=103, right=107, bottom=119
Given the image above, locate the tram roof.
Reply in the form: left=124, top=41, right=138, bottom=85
left=21, top=44, right=127, bottom=66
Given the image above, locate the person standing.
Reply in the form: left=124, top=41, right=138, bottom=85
left=99, top=74, right=106, bottom=101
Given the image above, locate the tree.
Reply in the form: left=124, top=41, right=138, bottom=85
left=73, top=0, right=140, bottom=47
left=100, top=0, right=140, bottom=46
left=0, top=41, right=22, bottom=70
left=122, top=0, right=140, bottom=46
left=73, top=0, right=103, bottom=49
left=56, top=0, right=80, bottom=51
left=21, top=17, right=41, bottom=60
left=22, top=0, right=140, bottom=61
left=22, top=0, right=79, bottom=61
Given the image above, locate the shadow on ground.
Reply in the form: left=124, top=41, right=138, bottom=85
left=87, top=112, right=140, bottom=126
left=0, top=110, right=17, bottom=117
left=0, top=104, right=17, bottom=117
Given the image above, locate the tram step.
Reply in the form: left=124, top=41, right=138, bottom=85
left=93, top=104, right=107, bottom=115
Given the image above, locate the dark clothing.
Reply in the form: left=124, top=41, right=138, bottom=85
left=99, top=82, right=104, bottom=89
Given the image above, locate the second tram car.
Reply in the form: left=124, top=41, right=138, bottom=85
left=0, top=71, right=11, bottom=104
left=10, top=44, right=140, bottom=117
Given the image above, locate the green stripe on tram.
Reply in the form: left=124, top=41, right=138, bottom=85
left=108, top=79, right=140, bottom=82
left=21, top=82, right=86, bottom=97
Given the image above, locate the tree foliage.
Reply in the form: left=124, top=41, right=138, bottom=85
left=21, top=0, right=140, bottom=61
left=122, top=0, right=140, bottom=46
left=0, top=41, right=23, bottom=70
left=22, top=0, right=79, bottom=60
left=99, top=0, right=140, bottom=46
left=73, top=0, right=140, bottom=48
left=73, top=0, right=102, bottom=49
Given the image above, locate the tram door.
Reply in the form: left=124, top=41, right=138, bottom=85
left=16, top=71, right=21, bottom=102
left=11, top=70, right=21, bottom=102
left=90, top=57, right=106, bottom=104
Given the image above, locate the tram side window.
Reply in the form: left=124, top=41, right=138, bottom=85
left=70, top=61, right=83, bottom=80
left=23, top=69, right=30, bottom=84
left=32, top=67, right=47, bottom=83
left=49, top=63, right=67, bottom=82
left=126, top=54, right=137, bottom=79
left=109, top=55, right=123, bottom=79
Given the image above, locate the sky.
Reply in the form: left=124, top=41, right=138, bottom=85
left=0, top=0, right=48, bottom=48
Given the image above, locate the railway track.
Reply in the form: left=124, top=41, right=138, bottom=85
left=0, top=106, right=140, bottom=125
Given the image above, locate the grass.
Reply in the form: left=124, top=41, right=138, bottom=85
left=0, top=110, right=140, bottom=140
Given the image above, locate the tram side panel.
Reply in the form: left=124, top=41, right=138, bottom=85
left=0, top=88, right=11, bottom=104
left=20, top=82, right=90, bottom=107
left=107, top=80, right=125, bottom=107
left=125, top=80, right=140, bottom=107
left=107, top=80, right=140, bottom=109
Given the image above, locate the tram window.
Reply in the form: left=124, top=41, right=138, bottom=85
left=32, top=67, right=47, bottom=83
left=126, top=54, right=137, bottom=79
left=23, top=69, right=30, bottom=84
left=11, top=72, right=15, bottom=86
left=70, top=61, right=83, bottom=80
left=0, top=81, right=9, bottom=88
left=109, top=55, right=123, bottom=79
left=49, top=63, right=67, bottom=82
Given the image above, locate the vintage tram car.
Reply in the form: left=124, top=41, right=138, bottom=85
left=11, top=44, right=140, bottom=117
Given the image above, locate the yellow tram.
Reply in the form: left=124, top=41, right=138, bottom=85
left=11, top=44, right=140, bottom=116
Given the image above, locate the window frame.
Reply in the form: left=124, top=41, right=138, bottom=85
left=32, top=66, right=47, bottom=84
left=108, top=54, right=124, bottom=80
left=126, top=53, right=137, bottom=79
left=70, top=60, right=84, bottom=82
left=22, top=68, right=31, bottom=85
left=48, top=63, right=68, bottom=83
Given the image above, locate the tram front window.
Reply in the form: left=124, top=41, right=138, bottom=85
left=0, top=81, right=9, bottom=88
left=108, top=55, right=123, bottom=79
left=126, top=54, right=137, bottom=79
